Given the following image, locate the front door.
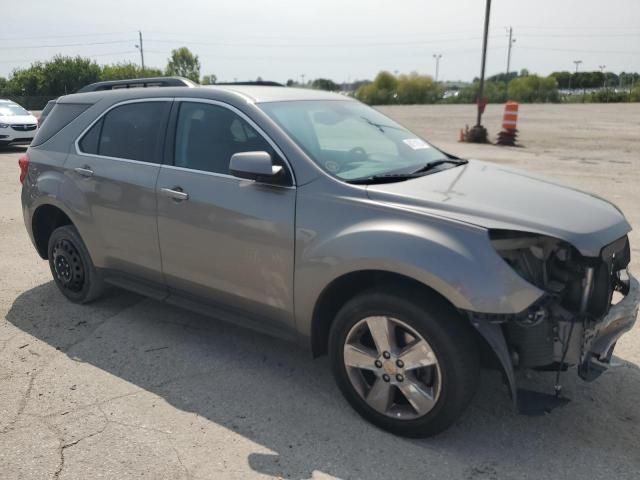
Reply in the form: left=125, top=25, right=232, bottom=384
left=156, top=100, right=296, bottom=333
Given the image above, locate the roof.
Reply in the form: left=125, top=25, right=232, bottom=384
left=58, top=85, right=352, bottom=105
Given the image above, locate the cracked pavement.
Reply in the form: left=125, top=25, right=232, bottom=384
left=1, top=104, right=639, bottom=479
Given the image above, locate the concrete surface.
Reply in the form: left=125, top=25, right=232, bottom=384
left=1, top=103, right=639, bottom=480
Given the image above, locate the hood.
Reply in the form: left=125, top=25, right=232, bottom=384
left=0, top=114, right=37, bottom=124
left=366, top=160, right=631, bottom=257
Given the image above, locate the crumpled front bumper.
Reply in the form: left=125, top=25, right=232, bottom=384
left=579, top=274, right=640, bottom=381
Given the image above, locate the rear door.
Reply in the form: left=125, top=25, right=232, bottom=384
left=156, top=99, right=296, bottom=334
left=65, top=99, right=172, bottom=286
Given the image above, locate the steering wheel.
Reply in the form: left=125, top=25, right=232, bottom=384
left=324, top=147, right=369, bottom=174
left=348, top=146, right=368, bottom=161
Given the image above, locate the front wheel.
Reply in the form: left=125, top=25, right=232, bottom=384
left=329, top=289, right=480, bottom=437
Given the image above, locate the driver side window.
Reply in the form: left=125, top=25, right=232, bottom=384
left=174, top=102, right=291, bottom=184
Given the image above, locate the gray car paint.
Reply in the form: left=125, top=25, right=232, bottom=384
left=21, top=86, right=632, bottom=356
left=366, top=160, right=630, bottom=257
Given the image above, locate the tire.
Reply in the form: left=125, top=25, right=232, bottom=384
left=47, top=225, right=104, bottom=304
left=329, top=287, right=480, bottom=437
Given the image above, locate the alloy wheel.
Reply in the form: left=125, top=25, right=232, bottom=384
left=343, top=316, right=441, bottom=419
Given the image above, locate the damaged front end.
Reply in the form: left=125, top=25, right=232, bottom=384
left=472, top=230, right=639, bottom=413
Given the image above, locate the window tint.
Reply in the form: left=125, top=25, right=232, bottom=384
left=174, top=102, right=277, bottom=176
left=31, top=103, right=91, bottom=147
left=97, top=102, right=169, bottom=163
left=79, top=118, right=102, bottom=154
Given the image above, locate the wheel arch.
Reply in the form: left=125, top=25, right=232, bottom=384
left=310, top=270, right=466, bottom=357
left=31, top=203, right=74, bottom=259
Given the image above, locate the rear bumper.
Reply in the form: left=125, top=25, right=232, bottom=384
left=579, top=274, right=639, bottom=380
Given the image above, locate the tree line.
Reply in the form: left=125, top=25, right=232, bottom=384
left=353, top=69, right=640, bottom=105
left=2, top=48, right=639, bottom=109
left=0, top=48, right=211, bottom=108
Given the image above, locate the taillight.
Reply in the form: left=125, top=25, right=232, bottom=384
left=18, top=153, right=29, bottom=184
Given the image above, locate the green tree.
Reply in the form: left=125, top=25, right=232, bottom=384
left=508, top=75, right=559, bottom=102
left=550, top=71, right=572, bottom=89
left=4, top=56, right=101, bottom=96
left=630, top=84, right=640, bottom=102
left=396, top=73, right=440, bottom=104
left=311, top=78, right=339, bottom=91
left=355, top=71, right=398, bottom=104
left=165, top=47, right=201, bottom=83
left=448, top=79, right=507, bottom=104
left=101, top=62, right=162, bottom=80
left=201, top=74, right=217, bottom=85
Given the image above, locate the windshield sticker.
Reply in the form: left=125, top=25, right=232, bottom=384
left=403, top=138, right=430, bottom=150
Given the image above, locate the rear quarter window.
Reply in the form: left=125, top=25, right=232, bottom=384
left=31, top=103, right=92, bottom=147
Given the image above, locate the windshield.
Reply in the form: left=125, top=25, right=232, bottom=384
left=259, top=100, right=448, bottom=181
left=0, top=103, right=30, bottom=117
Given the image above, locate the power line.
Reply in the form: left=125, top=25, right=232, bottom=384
left=0, top=40, right=132, bottom=50
left=0, top=31, right=135, bottom=41
left=0, top=51, right=139, bottom=64
left=517, top=46, right=640, bottom=55
left=143, top=35, right=508, bottom=48
left=518, top=32, right=640, bottom=38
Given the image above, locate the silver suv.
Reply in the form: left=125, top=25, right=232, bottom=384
left=20, top=85, right=639, bottom=437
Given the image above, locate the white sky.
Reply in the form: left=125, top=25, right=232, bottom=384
left=1, top=0, right=639, bottom=83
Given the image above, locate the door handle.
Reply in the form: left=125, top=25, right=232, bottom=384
left=159, top=187, right=189, bottom=201
left=74, top=166, right=94, bottom=177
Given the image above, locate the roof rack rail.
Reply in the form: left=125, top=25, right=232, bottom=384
left=214, top=81, right=284, bottom=87
left=76, top=76, right=197, bottom=93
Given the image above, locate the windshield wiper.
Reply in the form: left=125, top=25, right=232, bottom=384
left=360, top=116, right=406, bottom=132
left=410, top=158, right=468, bottom=174
left=348, top=172, right=422, bottom=185
left=348, top=158, right=468, bottom=185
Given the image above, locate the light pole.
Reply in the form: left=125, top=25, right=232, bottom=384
left=433, top=54, right=442, bottom=83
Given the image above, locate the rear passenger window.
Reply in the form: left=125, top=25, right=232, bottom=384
left=78, top=101, right=170, bottom=163
left=174, top=102, right=280, bottom=176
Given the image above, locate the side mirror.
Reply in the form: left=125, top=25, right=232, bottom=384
left=229, top=151, right=283, bottom=183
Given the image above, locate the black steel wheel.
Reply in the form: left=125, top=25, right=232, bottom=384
left=47, top=225, right=104, bottom=303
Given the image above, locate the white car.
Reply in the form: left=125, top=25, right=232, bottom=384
left=0, top=100, right=38, bottom=146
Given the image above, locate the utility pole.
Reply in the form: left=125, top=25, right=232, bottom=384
left=433, top=54, right=442, bottom=83
left=506, top=26, right=515, bottom=76
left=301, top=74, right=306, bottom=86
left=135, top=30, right=145, bottom=72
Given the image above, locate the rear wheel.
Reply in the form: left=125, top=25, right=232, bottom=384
left=329, top=288, right=479, bottom=437
left=47, top=225, right=104, bottom=303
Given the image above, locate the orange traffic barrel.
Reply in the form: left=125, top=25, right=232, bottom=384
left=502, top=101, right=518, bottom=130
